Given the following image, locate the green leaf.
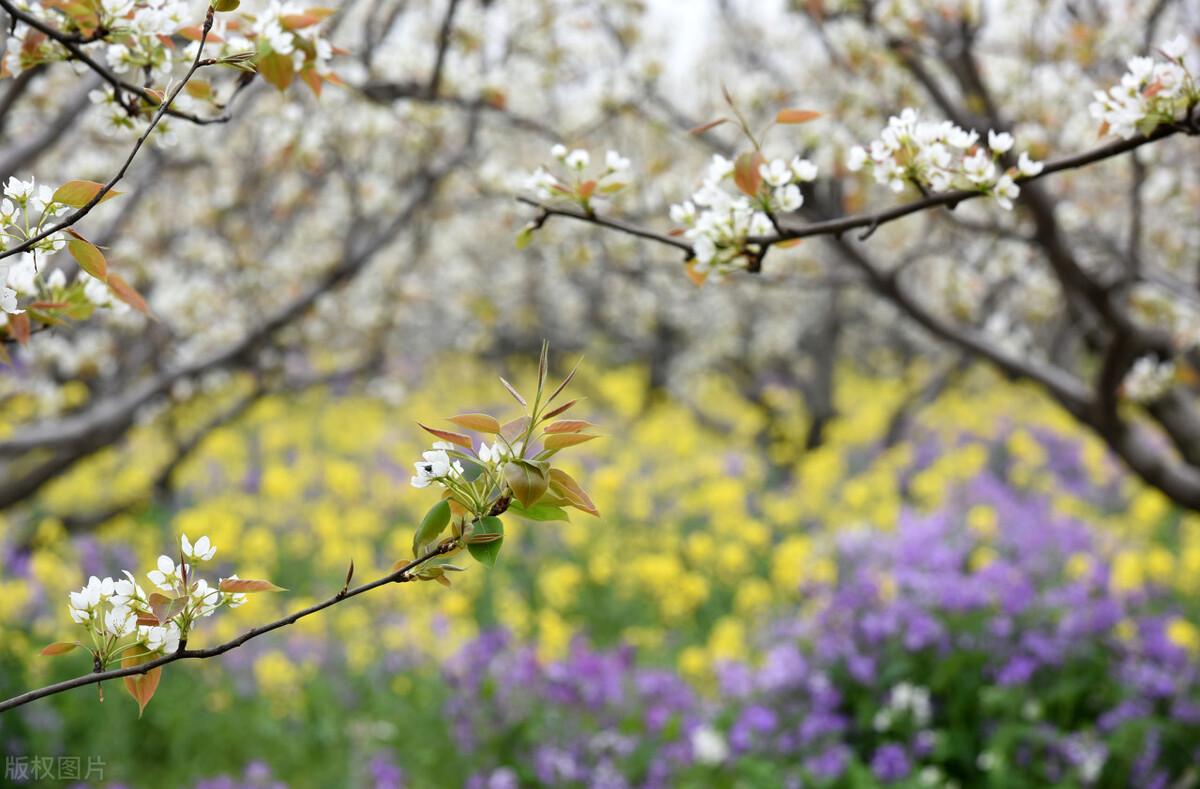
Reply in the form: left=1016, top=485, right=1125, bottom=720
left=40, top=641, right=80, bottom=656
left=515, top=225, right=534, bottom=250
left=52, top=180, right=120, bottom=208
left=413, top=499, right=451, bottom=556
left=504, top=459, right=548, bottom=507
left=467, top=516, right=504, bottom=566
left=258, top=51, right=294, bottom=91
left=507, top=500, right=570, bottom=522
left=67, top=238, right=107, bottom=279
left=212, top=0, right=240, bottom=12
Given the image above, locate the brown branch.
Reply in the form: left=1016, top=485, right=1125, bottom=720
left=0, top=5, right=218, bottom=262
left=0, top=536, right=464, bottom=714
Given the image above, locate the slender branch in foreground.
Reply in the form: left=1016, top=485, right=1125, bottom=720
left=517, top=120, right=1198, bottom=262
left=0, top=537, right=463, bottom=714
left=0, top=5, right=218, bottom=262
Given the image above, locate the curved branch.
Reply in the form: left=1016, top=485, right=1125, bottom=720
left=0, top=536, right=463, bottom=714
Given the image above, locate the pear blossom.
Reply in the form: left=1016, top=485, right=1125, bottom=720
left=1017, top=152, right=1044, bottom=177
left=605, top=150, right=631, bottom=173
left=1123, top=356, right=1176, bottom=402
left=411, top=442, right=465, bottom=488
left=564, top=149, right=590, bottom=171
left=181, top=533, right=216, bottom=562
left=987, top=130, right=1014, bottom=154
left=551, top=144, right=567, bottom=160
left=148, top=555, right=185, bottom=591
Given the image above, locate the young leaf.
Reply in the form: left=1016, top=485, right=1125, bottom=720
left=68, top=238, right=107, bottom=279
left=148, top=592, right=187, bottom=625
left=417, top=422, right=473, bottom=450
left=499, top=376, right=527, bottom=406
left=121, top=647, right=162, bottom=718
left=689, top=117, right=730, bottom=135
left=542, top=398, right=582, bottom=420
left=500, top=416, right=531, bottom=442
left=543, top=419, right=594, bottom=434
left=543, top=433, right=599, bottom=451
left=106, top=274, right=150, bottom=314
left=548, top=468, right=600, bottom=517
left=218, top=578, right=286, bottom=593
left=504, top=459, right=548, bottom=507
left=775, top=108, right=821, bottom=124
left=467, top=516, right=504, bottom=566
left=40, top=641, right=80, bottom=656
left=733, top=151, right=765, bottom=197
left=413, top=499, right=451, bottom=556
left=545, top=356, right=582, bottom=404
left=51, top=180, right=120, bottom=208
left=447, top=413, right=501, bottom=434
left=258, top=51, right=294, bottom=91
left=212, top=0, right=240, bottom=10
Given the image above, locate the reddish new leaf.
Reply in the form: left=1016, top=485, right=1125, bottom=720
left=67, top=238, right=107, bottom=279
left=51, top=180, right=120, bottom=209
left=121, top=647, right=161, bottom=718
left=775, top=108, right=822, bottom=124
left=219, top=578, right=286, bottom=593
left=106, top=274, right=150, bottom=315
left=417, top=422, right=473, bottom=450
left=544, top=419, right=594, bottom=434
left=733, top=151, right=765, bottom=197
left=447, top=413, right=501, bottom=434
left=548, top=468, right=600, bottom=517
left=543, top=433, right=599, bottom=451
left=40, top=641, right=80, bottom=656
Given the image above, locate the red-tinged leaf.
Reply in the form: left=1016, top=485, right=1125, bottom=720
left=305, top=6, right=336, bottom=18
left=543, top=433, right=600, bottom=451
left=548, top=468, right=599, bottom=517
left=121, top=649, right=162, bottom=718
left=775, top=108, right=822, bottom=124
left=577, top=180, right=597, bottom=200
left=40, top=641, right=80, bottom=656
left=776, top=237, right=804, bottom=249
left=148, top=592, right=187, bottom=624
left=218, top=578, right=286, bottom=593
left=322, top=71, right=346, bottom=87
left=258, top=51, right=294, bottom=91
left=281, top=12, right=321, bottom=29
left=9, top=313, right=30, bottom=344
left=1143, top=81, right=1164, bottom=98
left=52, top=180, right=120, bottom=209
left=447, top=413, right=501, bottom=433
left=106, top=274, right=150, bottom=315
left=685, top=260, right=708, bottom=287
left=136, top=614, right=159, bottom=627
left=67, top=238, right=106, bottom=279
left=542, top=398, right=582, bottom=420
left=299, top=65, right=322, bottom=97
left=178, top=25, right=224, bottom=42
left=417, top=422, right=473, bottom=450
left=546, top=357, right=581, bottom=404
left=544, top=419, right=594, bottom=434
left=185, top=80, right=213, bottom=100
left=733, top=151, right=765, bottom=197
left=498, top=376, right=526, bottom=406
left=1097, top=120, right=1110, bottom=138
left=500, top=415, right=531, bottom=441
left=27, top=301, right=67, bottom=309
left=689, top=117, right=729, bottom=135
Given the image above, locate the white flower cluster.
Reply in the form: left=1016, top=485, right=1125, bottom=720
left=64, top=534, right=246, bottom=658
left=411, top=441, right=466, bottom=488
left=669, top=153, right=818, bottom=279
left=846, top=108, right=1043, bottom=210
left=522, top=145, right=632, bottom=204
left=1122, top=356, right=1176, bottom=403
left=0, top=176, right=68, bottom=315
left=1090, top=35, right=1196, bottom=140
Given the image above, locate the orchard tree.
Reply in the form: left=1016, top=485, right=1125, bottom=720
left=515, top=1, right=1200, bottom=509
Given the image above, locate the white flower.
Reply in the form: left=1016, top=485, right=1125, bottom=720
left=1017, top=152, right=1044, bottom=177
left=759, top=158, right=791, bottom=188
left=181, top=533, right=216, bottom=562
left=789, top=156, right=818, bottom=182
left=478, top=441, right=511, bottom=464
left=846, top=145, right=868, bottom=172
left=993, top=175, right=1020, bottom=210
left=105, top=43, right=133, bottom=74
left=963, top=149, right=996, bottom=185
left=0, top=287, right=21, bottom=315
left=690, top=725, right=728, bottom=765
left=410, top=444, right=464, bottom=488
left=550, top=143, right=567, bottom=160
left=1123, top=356, right=1175, bottom=402
left=3, top=176, right=34, bottom=202
left=706, top=155, right=734, bottom=181
left=112, top=570, right=145, bottom=607
left=604, top=150, right=630, bottom=173
left=564, top=149, right=590, bottom=171
left=669, top=200, right=696, bottom=226
left=1161, top=34, right=1189, bottom=60
left=147, top=555, right=183, bottom=591
left=104, top=605, right=136, bottom=638
left=774, top=183, right=803, bottom=212
left=139, top=622, right=181, bottom=654
left=987, top=130, right=1014, bottom=154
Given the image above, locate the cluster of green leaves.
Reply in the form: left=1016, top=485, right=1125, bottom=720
left=407, top=343, right=599, bottom=584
